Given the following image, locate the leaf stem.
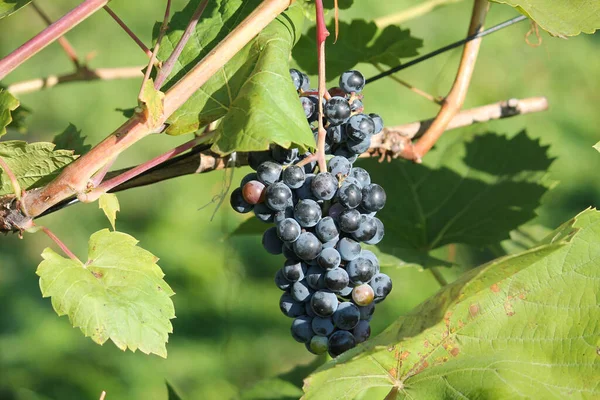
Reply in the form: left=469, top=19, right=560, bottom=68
left=31, top=2, right=80, bottom=67
left=0, top=0, right=109, bottom=80
left=0, top=157, right=22, bottom=200
left=155, top=0, right=210, bottom=89
left=41, top=225, right=82, bottom=263
left=429, top=267, right=448, bottom=287
left=103, top=5, right=153, bottom=58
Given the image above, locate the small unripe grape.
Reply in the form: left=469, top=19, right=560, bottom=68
left=242, top=180, right=266, bottom=204
left=352, top=284, right=374, bottom=306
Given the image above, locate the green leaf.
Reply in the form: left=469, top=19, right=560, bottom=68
left=303, top=208, right=600, bottom=399
left=292, top=20, right=422, bottom=80
left=139, top=78, right=165, bottom=128
left=36, top=229, right=175, bottom=357
left=156, top=0, right=313, bottom=155
left=52, top=123, right=91, bottom=155
left=0, top=0, right=31, bottom=20
left=360, top=131, right=553, bottom=267
left=364, top=245, right=451, bottom=271
left=500, top=224, right=553, bottom=254
left=229, top=216, right=267, bottom=237
left=0, top=89, right=19, bottom=138
left=490, top=0, right=599, bottom=37
left=0, top=140, right=77, bottom=196
left=166, top=381, right=184, bottom=400
left=242, top=379, right=303, bottom=400
left=99, top=193, right=120, bottom=230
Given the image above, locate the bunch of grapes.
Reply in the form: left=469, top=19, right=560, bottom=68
left=230, top=69, right=392, bottom=357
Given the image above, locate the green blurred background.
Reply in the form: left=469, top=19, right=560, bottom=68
left=0, top=1, right=598, bottom=399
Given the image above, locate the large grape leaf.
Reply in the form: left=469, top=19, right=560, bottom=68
left=292, top=19, right=422, bottom=80
left=0, top=0, right=31, bottom=20
left=359, top=131, right=553, bottom=269
left=0, top=141, right=77, bottom=196
left=156, top=0, right=314, bottom=154
left=53, top=123, right=91, bottom=155
left=36, top=229, right=175, bottom=357
left=491, top=0, right=599, bottom=37
left=0, top=89, right=19, bottom=138
left=303, top=208, right=600, bottom=399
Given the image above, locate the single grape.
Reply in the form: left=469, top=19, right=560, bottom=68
left=230, top=187, right=253, bottom=213
left=306, top=266, right=325, bottom=290
left=291, top=315, right=314, bottom=343
left=305, top=301, right=317, bottom=317
left=301, top=73, right=311, bottom=91
left=325, top=267, right=350, bottom=292
left=328, top=330, right=356, bottom=357
left=295, top=174, right=316, bottom=200
left=352, top=284, right=375, bottom=306
left=337, top=183, right=362, bottom=209
left=310, top=290, right=338, bottom=317
left=328, top=156, right=352, bottom=178
left=317, top=247, right=342, bottom=270
left=300, top=96, right=315, bottom=119
left=369, top=113, right=384, bottom=134
left=254, top=203, right=274, bottom=223
left=289, top=68, right=303, bottom=91
left=311, top=172, right=338, bottom=201
left=307, top=96, right=321, bottom=123
left=307, top=335, right=328, bottom=355
left=274, top=269, right=291, bottom=291
left=324, top=96, right=351, bottom=125
left=364, top=217, right=384, bottom=245
left=312, top=316, right=335, bottom=336
left=279, top=293, right=305, bottom=318
left=282, top=165, right=305, bottom=189
left=332, top=302, right=360, bottom=330
left=352, top=215, right=378, bottom=242
left=337, top=237, right=361, bottom=261
left=347, top=257, right=376, bottom=284
left=339, top=70, right=365, bottom=93
left=353, top=320, right=371, bottom=343
left=327, top=125, right=345, bottom=144
left=282, top=259, right=306, bottom=282
left=339, top=209, right=361, bottom=233
left=360, top=250, right=380, bottom=274
left=277, top=218, right=301, bottom=243
left=294, top=199, right=322, bottom=227
left=350, top=99, right=364, bottom=112
left=256, top=161, right=282, bottom=185
left=347, top=136, right=372, bottom=154
left=361, top=183, right=386, bottom=212
left=315, top=216, right=339, bottom=242
left=369, top=273, right=393, bottom=298
left=265, top=182, right=293, bottom=211
left=327, top=203, right=346, bottom=221
left=248, top=151, right=272, bottom=171
left=346, top=114, right=375, bottom=141
left=293, top=232, right=323, bottom=260
left=349, top=167, right=371, bottom=188
left=271, top=145, right=299, bottom=165
left=242, top=180, right=266, bottom=205
left=262, top=227, right=283, bottom=255
left=358, top=303, right=375, bottom=321
left=292, top=280, right=313, bottom=302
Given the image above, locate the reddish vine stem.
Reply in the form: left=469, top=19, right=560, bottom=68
left=155, top=0, right=210, bottom=89
left=103, top=6, right=153, bottom=58
left=139, top=0, right=172, bottom=99
left=41, top=226, right=81, bottom=263
left=31, top=3, right=80, bottom=67
left=0, top=0, right=109, bottom=80
left=314, top=0, right=330, bottom=173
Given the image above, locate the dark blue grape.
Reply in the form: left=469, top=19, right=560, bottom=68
left=289, top=68, right=303, bottom=91
left=280, top=293, right=304, bottom=318
left=248, top=151, right=273, bottom=171
left=324, top=96, right=351, bottom=125
left=325, top=267, right=350, bottom=292
left=256, top=161, right=282, bottom=185
left=315, top=216, right=339, bottom=242
left=337, top=237, right=361, bottom=261
left=295, top=174, right=316, bottom=200
left=349, top=167, right=371, bottom=188
left=339, top=70, right=365, bottom=93
left=262, top=227, right=283, bottom=255
left=358, top=303, right=375, bottom=321
left=339, top=209, right=361, bottom=233
left=305, top=301, right=317, bottom=317
left=310, top=291, right=338, bottom=317
left=332, top=144, right=359, bottom=163
left=361, top=250, right=380, bottom=274
left=301, top=73, right=311, bottom=91
left=306, top=266, right=325, bottom=290
left=240, top=172, right=258, bottom=187
left=332, top=302, right=360, bottom=330
left=347, top=257, right=376, bottom=284
left=277, top=218, right=301, bottom=243
left=346, top=114, right=375, bottom=141
left=283, top=165, right=305, bottom=189
left=328, top=156, right=352, bottom=178
left=282, top=243, right=298, bottom=261
left=347, top=136, right=372, bottom=154
left=274, top=205, right=294, bottom=224
left=294, top=199, right=322, bottom=227
left=311, top=172, right=338, bottom=201
left=328, top=330, right=356, bottom=357
left=361, top=183, right=386, bottom=212
left=337, top=183, right=362, bottom=209
left=282, top=259, right=306, bottom=282
left=369, top=113, right=383, bottom=134
left=353, top=320, right=371, bottom=343
left=230, top=187, right=253, bottom=213
left=300, top=96, right=315, bottom=119
left=352, top=215, right=378, bottom=242
left=271, top=145, right=299, bottom=165
left=308, top=335, right=328, bottom=355
left=317, top=247, right=341, bottom=270
left=275, top=269, right=291, bottom=291
left=292, top=280, right=313, bottom=302
left=253, top=203, right=274, bottom=223
left=265, top=182, right=292, bottom=211
left=312, top=316, right=335, bottom=336
left=327, top=203, right=345, bottom=221
left=369, top=273, right=392, bottom=298
left=327, top=125, right=345, bottom=144
left=365, top=217, right=384, bottom=245
left=291, top=315, right=314, bottom=343
left=293, top=232, right=323, bottom=260
left=350, top=99, right=363, bottom=112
